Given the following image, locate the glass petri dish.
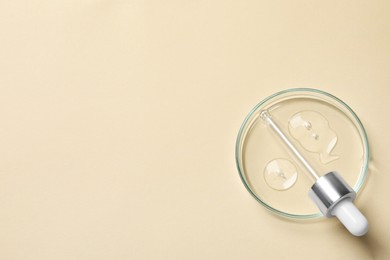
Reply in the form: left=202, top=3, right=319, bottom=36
left=235, top=88, right=369, bottom=219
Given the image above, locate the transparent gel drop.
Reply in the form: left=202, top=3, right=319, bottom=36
left=288, top=111, right=339, bottom=164
left=264, top=159, right=298, bottom=190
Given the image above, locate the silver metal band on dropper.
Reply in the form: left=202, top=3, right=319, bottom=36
left=309, top=171, right=356, bottom=216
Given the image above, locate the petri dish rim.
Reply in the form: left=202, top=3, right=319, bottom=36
left=235, top=88, right=370, bottom=219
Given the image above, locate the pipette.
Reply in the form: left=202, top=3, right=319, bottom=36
left=260, top=110, right=369, bottom=236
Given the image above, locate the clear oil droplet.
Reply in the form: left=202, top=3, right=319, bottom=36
left=264, top=159, right=298, bottom=190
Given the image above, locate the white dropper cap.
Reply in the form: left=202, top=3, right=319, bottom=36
left=308, top=171, right=369, bottom=236
left=331, top=198, right=369, bottom=236
left=260, top=110, right=369, bottom=236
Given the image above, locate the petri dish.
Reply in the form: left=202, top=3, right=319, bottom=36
left=235, top=88, right=369, bottom=219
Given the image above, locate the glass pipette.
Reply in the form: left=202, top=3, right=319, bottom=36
left=260, top=110, right=368, bottom=236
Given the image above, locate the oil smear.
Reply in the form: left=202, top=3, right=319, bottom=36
left=288, top=111, right=339, bottom=164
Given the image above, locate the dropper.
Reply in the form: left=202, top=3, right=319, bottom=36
left=260, top=110, right=368, bottom=236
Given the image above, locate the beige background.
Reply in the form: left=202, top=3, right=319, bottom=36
left=0, top=1, right=389, bottom=259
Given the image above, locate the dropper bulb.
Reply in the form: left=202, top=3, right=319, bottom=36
left=331, top=199, right=369, bottom=236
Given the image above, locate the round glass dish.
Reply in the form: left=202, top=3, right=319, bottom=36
left=235, top=88, right=369, bottom=219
